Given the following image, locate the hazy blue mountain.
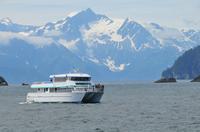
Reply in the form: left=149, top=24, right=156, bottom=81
left=0, top=37, right=113, bottom=83
left=0, top=9, right=200, bottom=83
left=0, top=18, right=36, bottom=32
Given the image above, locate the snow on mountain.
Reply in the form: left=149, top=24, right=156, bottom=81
left=31, top=8, right=111, bottom=40
left=0, top=17, right=36, bottom=33
left=145, top=23, right=185, bottom=41
left=145, top=23, right=196, bottom=52
left=1, top=9, right=200, bottom=82
left=103, top=56, right=130, bottom=72
left=82, top=18, right=124, bottom=44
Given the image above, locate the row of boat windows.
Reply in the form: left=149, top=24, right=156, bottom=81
left=52, top=77, right=91, bottom=82
left=36, top=88, right=93, bottom=93
left=37, top=88, right=74, bottom=92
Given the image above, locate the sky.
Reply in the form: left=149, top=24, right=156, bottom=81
left=0, top=0, right=199, bottom=29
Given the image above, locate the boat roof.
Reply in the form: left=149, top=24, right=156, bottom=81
left=49, top=73, right=91, bottom=78
left=31, top=82, right=74, bottom=88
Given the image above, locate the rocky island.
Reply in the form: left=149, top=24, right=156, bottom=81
left=154, top=77, right=177, bottom=83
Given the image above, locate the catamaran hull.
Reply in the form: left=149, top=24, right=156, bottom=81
left=26, top=92, right=86, bottom=103
left=82, top=92, right=103, bottom=103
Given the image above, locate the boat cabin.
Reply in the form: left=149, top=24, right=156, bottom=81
left=31, top=73, right=93, bottom=93
left=49, top=73, right=91, bottom=82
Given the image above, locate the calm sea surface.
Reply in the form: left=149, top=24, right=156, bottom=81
left=1, top=82, right=200, bottom=132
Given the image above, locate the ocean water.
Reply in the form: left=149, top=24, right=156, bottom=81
left=1, top=82, right=200, bottom=132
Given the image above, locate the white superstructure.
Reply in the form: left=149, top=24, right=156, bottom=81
left=26, top=73, right=104, bottom=103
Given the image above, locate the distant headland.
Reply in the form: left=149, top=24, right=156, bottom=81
left=0, top=76, right=8, bottom=86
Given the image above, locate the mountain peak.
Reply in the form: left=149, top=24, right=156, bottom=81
left=75, top=8, right=96, bottom=18
left=124, top=17, right=136, bottom=24
left=85, top=8, right=95, bottom=14
left=66, top=8, right=94, bottom=18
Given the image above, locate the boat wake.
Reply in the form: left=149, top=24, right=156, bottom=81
left=19, top=101, right=32, bottom=105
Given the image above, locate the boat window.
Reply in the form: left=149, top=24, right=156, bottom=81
left=48, top=88, right=76, bottom=93
left=44, top=88, right=48, bottom=92
left=54, top=77, right=66, bottom=82
left=57, top=88, right=66, bottom=92
left=37, top=88, right=44, bottom=92
left=70, top=77, right=91, bottom=81
left=50, top=88, right=55, bottom=92
left=49, top=88, right=70, bottom=93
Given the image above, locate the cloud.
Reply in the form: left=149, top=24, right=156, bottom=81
left=0, top=31, right=54, bottom=48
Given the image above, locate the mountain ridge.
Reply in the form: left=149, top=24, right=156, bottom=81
left=0, top=8, right=200, bottom=83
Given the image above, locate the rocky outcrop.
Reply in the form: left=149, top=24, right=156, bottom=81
left=0, top=76, right=8, bottom=86
left=191, top=75, right=200, bottom=82
left=154, top=77, right=176, bottom=83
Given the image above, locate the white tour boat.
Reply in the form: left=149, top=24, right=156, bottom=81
left=26, top=73, right=104, bottom=103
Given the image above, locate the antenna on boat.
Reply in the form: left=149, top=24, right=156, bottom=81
left=72, top=68, right=80, bottom=73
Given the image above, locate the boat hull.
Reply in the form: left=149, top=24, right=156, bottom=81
left=26, top=91, right=86, bottom=103
left=82, top=92, right=104, bottom=103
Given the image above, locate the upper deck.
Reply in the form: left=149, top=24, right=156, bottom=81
left=49, top=73, right=90, bottom=78
left=31, top=73, right=92, bottom=89
left=49, top=73, right=91, bottom=82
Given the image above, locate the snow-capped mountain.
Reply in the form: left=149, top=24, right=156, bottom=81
left=145, top=23, right=197, bottom=52
left=0, top=8, right=199, bottom=83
